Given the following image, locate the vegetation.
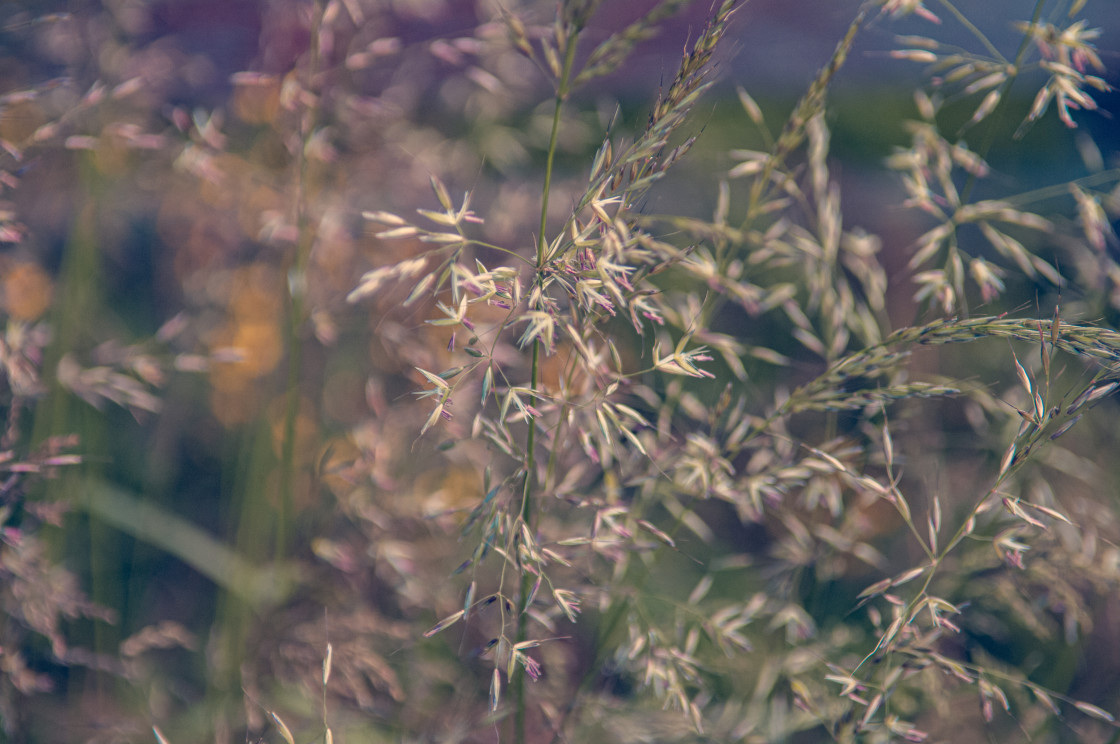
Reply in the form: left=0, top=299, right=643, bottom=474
left=0, top=0, right=1119, bottom=741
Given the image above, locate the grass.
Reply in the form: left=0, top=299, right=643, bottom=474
left=1, top=0, right=1120, bottom=742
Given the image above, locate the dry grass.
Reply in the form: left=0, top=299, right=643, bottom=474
left=1, top=0, right=1119, bottom=742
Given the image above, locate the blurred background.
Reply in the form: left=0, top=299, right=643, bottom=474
left=0, top=0, right=1118, bottom=741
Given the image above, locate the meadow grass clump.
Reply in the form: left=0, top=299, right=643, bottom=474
left=1, top=0, right=1120, bottom=742
left=340, top=1, right=1120, bottom=742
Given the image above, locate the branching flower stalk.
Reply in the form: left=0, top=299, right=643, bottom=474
left=819, top=313, right=1120, bottom=734
left=17, top=0, right=1120, bottom=740
left=514, top=14, right=582, bottom=742
left=346, top=0, right=1120, bottom=740
left=949, top=0, right=1042, bottom=205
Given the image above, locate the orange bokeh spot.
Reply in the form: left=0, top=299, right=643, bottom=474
left=206, top=263, right=287, bottom=426
left=92, top=136, right=130, bottom=176
left=317, top=435, right=361, bottom=497
left=231, top=79, right=281, bottom=125
left=2, top=262, right=53, bottom=321
left=0, top=101, right=46, bottom=144
left=228, top=263, right=284, bottom=322
left=209, top=319, right=283, bottom=391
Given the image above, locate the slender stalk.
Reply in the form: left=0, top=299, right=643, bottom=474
left=279, top=0, right=325, bottom=558
left=514, top=26, right=581, bottom=744
left=536, top=51, right=578, bottom=262
left=956, top=0, right=1046, bottom=206
left=935, top=0, right=1006, bottom=62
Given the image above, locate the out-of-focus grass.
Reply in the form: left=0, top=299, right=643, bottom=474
left=1, top=2, right=1119, bottom=742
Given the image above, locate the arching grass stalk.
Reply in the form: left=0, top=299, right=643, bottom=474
left=514, top=20, right=581, bottom=744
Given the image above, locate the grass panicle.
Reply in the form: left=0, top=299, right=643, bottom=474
left=1, top=0, right=1119, bottom=742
